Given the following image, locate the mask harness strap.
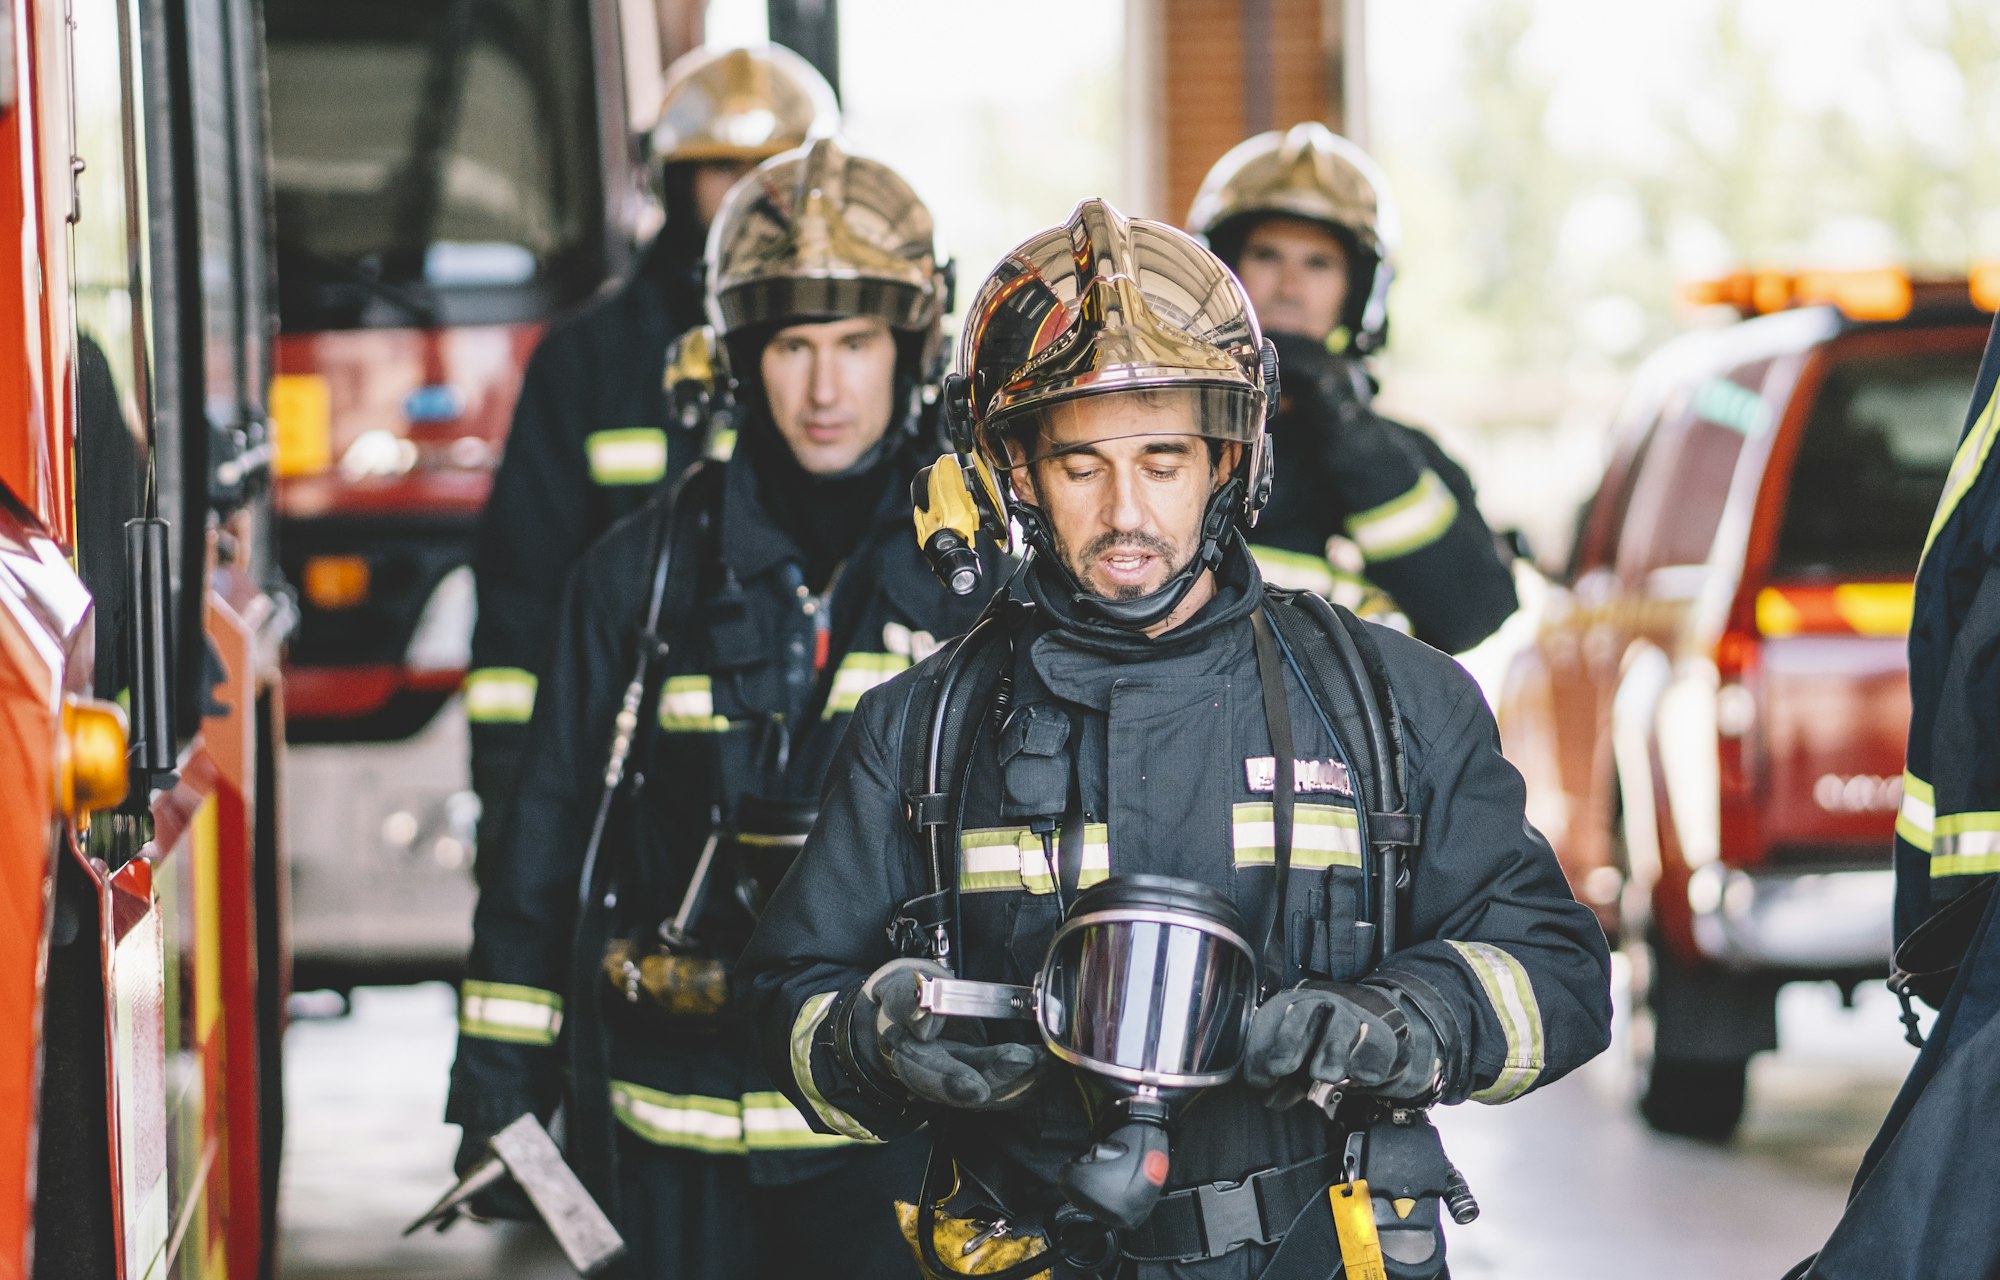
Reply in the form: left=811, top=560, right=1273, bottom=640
left=1249, top=606, right=1297, bottom=996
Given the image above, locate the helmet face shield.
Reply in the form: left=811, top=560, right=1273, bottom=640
left=986, top=385, right=1262, bottom=473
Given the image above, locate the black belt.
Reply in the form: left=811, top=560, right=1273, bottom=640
left=1121, top=1152, right=1342, bottom=1263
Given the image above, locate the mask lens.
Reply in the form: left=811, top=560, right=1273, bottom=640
left=1039, top=888, right=1257, bottom=1087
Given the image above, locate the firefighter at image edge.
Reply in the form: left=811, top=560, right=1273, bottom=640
left=463, top=44, right=842, bottom=865
left=1189, top=123, right=1517, bottom=653
left=446, top=138, right=1000, bottom=1276
left=738, top=199, right=1612, bottom=1279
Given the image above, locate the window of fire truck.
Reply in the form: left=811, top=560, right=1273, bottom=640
left=1773, top=348, right=1981, bottom=580
left=264, top=0, right=604, bottom=332
left=70, top=0, right=153, bottom=705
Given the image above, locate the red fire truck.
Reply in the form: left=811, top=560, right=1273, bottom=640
left=0, top=0, right=288, bottom=1271
left=261, top=0, right=663, bottom=991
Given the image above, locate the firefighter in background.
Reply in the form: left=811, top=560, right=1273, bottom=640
left=464, top=44, right=839, bottom=864
left=1781, top=318, right=2000, bottom=1280
left=740, top=199, right=1612, bottom=1278
left=1188, top=123, right=1517, bottom=654
left=446, top=138, right=995, bottom=1278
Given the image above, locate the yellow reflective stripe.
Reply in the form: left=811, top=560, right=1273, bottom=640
left=1446, top=941, right=1545, bottom=1103
left=960, top=825, right=1111, bottom=895
left=658, top=673, right=732, bottom=732
left=823, top=652, right=911, bottom=718
left=1924, top=382, right=2000, bottom=562
left=706, top=425, right=738, bottom=462
left=789, top=992, right=885, bottom=1142
left=1346, top=470, right=1459, bottom=561
left=463, top=667, right=537, bottom=724
left=608, top=1082, right=747, bottom=1153
left=586, top=427, right=669, bottom=486
left=741, top=1089, right=873, bottom=1150
left=1250, top=545, right=1338, bottom=594
left=459, top=981, right=563, bottom=1046
left=1931, top=811, right=2000, bottom=877
left=1897, top=771, right=1934, bottom=852
left=1231, top=802, right=1362, bottom=870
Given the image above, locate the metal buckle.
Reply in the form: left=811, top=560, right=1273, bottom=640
left=1194, top=1175, right=1270, bottom=1257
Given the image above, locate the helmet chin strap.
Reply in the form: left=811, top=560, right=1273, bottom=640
left=1020, top=477, right=1246, bottom=632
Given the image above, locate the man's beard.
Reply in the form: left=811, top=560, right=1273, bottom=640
left=1057, top=529, right=1192, bottom=601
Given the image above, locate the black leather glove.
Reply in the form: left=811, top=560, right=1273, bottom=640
left=452, top=1124, right=537, bottom=1223
left=845, top=958, right=1047, bottom=1111
left=1268, top=332, right=1372, bottom=420
left=1242, top=981, right=1442, bottom=1103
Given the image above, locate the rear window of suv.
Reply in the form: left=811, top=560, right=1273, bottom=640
left=1773, top=346, right=1983, bottom=579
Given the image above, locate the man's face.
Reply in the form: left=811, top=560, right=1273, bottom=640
left=1009, top=392, right=1239, bottom=601
left=759, top=315, right=899, bottom=475
left=1234, top=217, right=1349, bottom=343
left=691, top=159, right=756, bottom=227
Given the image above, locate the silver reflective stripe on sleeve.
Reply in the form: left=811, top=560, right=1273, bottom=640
left=1249, top=545, right=1338, bottom=595
left=459, top=981, right=564, bottom=1046
left=585, top=427, right=670, bottom=486
left=789, top=992, right=885, bottom=1142
left=658, top=674, right=732, bottom=732
left=1897, top=771, right=1934, bottom=853
left=1346, top=469, right=1459, bottom=562
left=464, top=668, right=538, bottom=724
left=607, top=1083, right=746, bottom=1154
left=1231, top=802, right=1362, bottom=870
left=823, top=652, right=911, bottom=718
left=1932, top=810, right=2000, bottom=878
left=1445, top=940, right=1545, bottom=1103
left=741, top=1090, right=872, bottom=1150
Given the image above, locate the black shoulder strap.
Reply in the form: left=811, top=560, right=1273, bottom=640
left=893, top=605, right=1016, bottom=968
left=1265, top=588, right=1420, bottom=964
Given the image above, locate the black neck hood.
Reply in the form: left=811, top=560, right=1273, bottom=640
left=1021, top=532, right=1263, bottom=659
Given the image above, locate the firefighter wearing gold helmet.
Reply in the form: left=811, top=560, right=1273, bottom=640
left=1189, top=122, right=1516, bottom=653
left=466, top=46, right=838, bottom=893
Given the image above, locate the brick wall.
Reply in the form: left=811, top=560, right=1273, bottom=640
left=1159, top=0, right=1345, bottom=226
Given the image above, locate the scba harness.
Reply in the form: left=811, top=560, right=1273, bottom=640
left=883, top=580, right=1474, bottom=1279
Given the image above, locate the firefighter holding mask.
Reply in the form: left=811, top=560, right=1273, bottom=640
left=739, top=199, right=1611, bottom=1279
left=1190, top=123, right=1516, bottom=653
left=465, top=44, right=840, bottom=868
left=446, top=139, right=998, bottom=1278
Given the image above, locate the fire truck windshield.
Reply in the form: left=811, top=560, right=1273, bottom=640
left=1775, top=347, right=1983, bottom=580
left=265, top=0, right=606, bottom=332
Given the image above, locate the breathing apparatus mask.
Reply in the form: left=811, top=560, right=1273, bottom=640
left=911, top=198, right=1279, bottom=632
left=918, top=874, right=1259, bottom=1232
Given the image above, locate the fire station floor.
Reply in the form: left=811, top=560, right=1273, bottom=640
left=275, top=969, right=1921, bottom=1279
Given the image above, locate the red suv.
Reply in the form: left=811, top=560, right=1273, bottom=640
left=1498, top=272, right=1991, bottom=1137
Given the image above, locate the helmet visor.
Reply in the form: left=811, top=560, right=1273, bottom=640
left=981, top=384, right=1262, bottom=471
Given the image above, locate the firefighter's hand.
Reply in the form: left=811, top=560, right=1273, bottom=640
left=851, top=958, right=1047, bottom=1111
left=452, top=1127, right=537, bottom=1223
left=1242, top=981, right=1440, bottom=1102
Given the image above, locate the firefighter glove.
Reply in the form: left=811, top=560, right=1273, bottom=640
left=453, top=1124, right=537, bottom=1223
left=848, top=958, right=1047, bottom=1111
left=1242, top=980, right=1441, bottom=1103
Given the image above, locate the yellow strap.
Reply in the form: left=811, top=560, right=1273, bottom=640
left=1329, top=1180, right=1388, bottom=1280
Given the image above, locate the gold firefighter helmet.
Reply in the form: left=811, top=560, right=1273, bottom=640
left=703, top=136, right=949, bottom=351
left=1186, top=122, right=1399, bottom=352
left=917, top=198, right=1278, bottom=623
left=650, top=45, right=839, bottom=166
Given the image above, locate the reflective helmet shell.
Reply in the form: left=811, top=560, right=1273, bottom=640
left=952, top=197, right=1272, bottom=533
left=1186, top=122, right=1399, bottom=352
left=704, top=137, right=948, bottom=360
left=650, top=44, right=839, bottom=166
